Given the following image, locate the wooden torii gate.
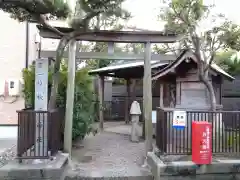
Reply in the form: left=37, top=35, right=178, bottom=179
left=37, top=25, right=179, bottom=156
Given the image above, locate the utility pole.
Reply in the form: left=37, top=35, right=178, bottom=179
left=25, top=21, right=29, bottom=68
left=143, top=42, right=153, bottom=161
left=64, top=39, right=76, bottom=157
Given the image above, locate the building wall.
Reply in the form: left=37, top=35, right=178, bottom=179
left=0, top=11, right=28, bottom=81
left=176, top=68, right=209, bottom=109
left=0, top=12, right=68, bottom=125
left=175, top=68, right=221, bottom=110
left=222, top=75, right=240, bottom=111
left=0, top=11, right=69, bottom=90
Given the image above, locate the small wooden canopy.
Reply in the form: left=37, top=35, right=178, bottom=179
left=88, top=58, right=175, bottom=79
left=152, top=50, right=235, bottom=81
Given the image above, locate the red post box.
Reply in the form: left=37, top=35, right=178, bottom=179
left=192, top=121, right=212, bottom=164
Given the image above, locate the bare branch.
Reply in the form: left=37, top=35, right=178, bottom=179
left=38, top=14, right=65, bottom=36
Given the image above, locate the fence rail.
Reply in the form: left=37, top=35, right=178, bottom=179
left=156, top=108, right=240, bottom=155
left=17, top=109, right=63, bottom=162
left=103, top=100, right=126, bottom=120
left=102, top=97, right=160, bottom=121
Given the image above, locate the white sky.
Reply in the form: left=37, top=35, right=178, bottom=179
left=122, top=0, right=240, bottom=30
left=68, top=0, right=240, bottom=31
left=66, top=0, right=240, bottom=69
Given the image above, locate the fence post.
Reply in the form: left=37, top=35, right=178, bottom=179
left=156, top=108, right=167, bottom=153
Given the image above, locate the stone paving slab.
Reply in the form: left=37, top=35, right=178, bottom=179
left=66, top=131, right=152, bottom=179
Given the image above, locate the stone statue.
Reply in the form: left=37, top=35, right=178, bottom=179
left=130, top=101, right=141, bottom=142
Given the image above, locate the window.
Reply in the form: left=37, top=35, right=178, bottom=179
left=10, top=81, right=14, bottom=89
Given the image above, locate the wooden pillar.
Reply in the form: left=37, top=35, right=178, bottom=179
left=108, top=42, right=114, bottom=54
left=160, top=83, right=164, bottom=107
left=98, top=75, right=104, bottom=130
left=98, top=42, right=113, bottom=130
left=143, top=42, right=153, bottom=155
left=130, top=79, right=137, bottom=102
left=129, top=79, right=137, bottom=124
left=64, top=39, right=76, bottom=156
left=125, top=79, right=131, bottom=124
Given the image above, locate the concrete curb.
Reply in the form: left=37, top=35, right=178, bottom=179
left=64, top=164, right=154, bottom=180
left=147, top=152, right=240, bottom=179
left=0, top=152, right=69, bottom=180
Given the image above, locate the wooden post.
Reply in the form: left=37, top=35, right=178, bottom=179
left=98, top=75, right=104, bottom=130
left=130, top=79, right=137, bottom=102
left=108, top=42, right=114, bottom=54
left=143, top=42, right=153, bottom=156
left=98, top=42, right=113, bottom=130
left=125, top=79, right=131, bottom=124
left=160, top=83, right=164, bottom=107
left=64, top=39, right=76, bottom=156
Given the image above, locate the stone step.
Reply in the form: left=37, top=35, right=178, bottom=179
left=62, top=163, right=154, bottom=180
left=64, top=175, right=153, bottom=180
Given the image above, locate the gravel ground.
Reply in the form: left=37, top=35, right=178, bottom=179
left=66, top=131, right=152, bottom=178
left=0, top=145, right=16, bottom=168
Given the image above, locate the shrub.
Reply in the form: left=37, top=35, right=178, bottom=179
left=22, top=61, right=97, bottom=140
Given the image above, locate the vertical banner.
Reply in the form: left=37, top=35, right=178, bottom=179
left=34, top=58, right=48, bottom=156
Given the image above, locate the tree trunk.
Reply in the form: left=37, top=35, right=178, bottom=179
left=48, top=36, right=71, bottom=110
left=199, top=72, right=217, bottom=111
left=199, top=70, right=224, bottom=151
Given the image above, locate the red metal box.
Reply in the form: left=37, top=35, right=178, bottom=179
left=192, top=121, right=212, bottom=164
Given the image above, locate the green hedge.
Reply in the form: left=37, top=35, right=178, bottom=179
left=22, top=61, right=97, bottom=140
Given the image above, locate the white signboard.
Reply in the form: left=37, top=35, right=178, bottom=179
left=173, top=110, right=186, bottom=129
left=34, top=58, right=48, bottom=156
left=152, top=111, right=156, bottom=123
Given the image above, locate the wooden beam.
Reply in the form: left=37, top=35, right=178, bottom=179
left=64, top=39, right=76, bottom=157
left=100, top=73, right=142, bottom=79
left=37, top=26, right=179, bottom=43
left=143, top=42, right=153, bottom=156
left=40, top=32, right=179, bottom=43
left=40, top=51, right=176, bottom=61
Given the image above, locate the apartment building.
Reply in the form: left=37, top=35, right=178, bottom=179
left=0, top=11, right=66, bottom=126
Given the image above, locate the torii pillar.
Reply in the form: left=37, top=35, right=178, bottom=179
left=64, top=39, right=76, bottom=156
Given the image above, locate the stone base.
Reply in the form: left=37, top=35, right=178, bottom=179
left=147, top=152, right=240, bottom=180
left=0, top=152, right=68, bottom=180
